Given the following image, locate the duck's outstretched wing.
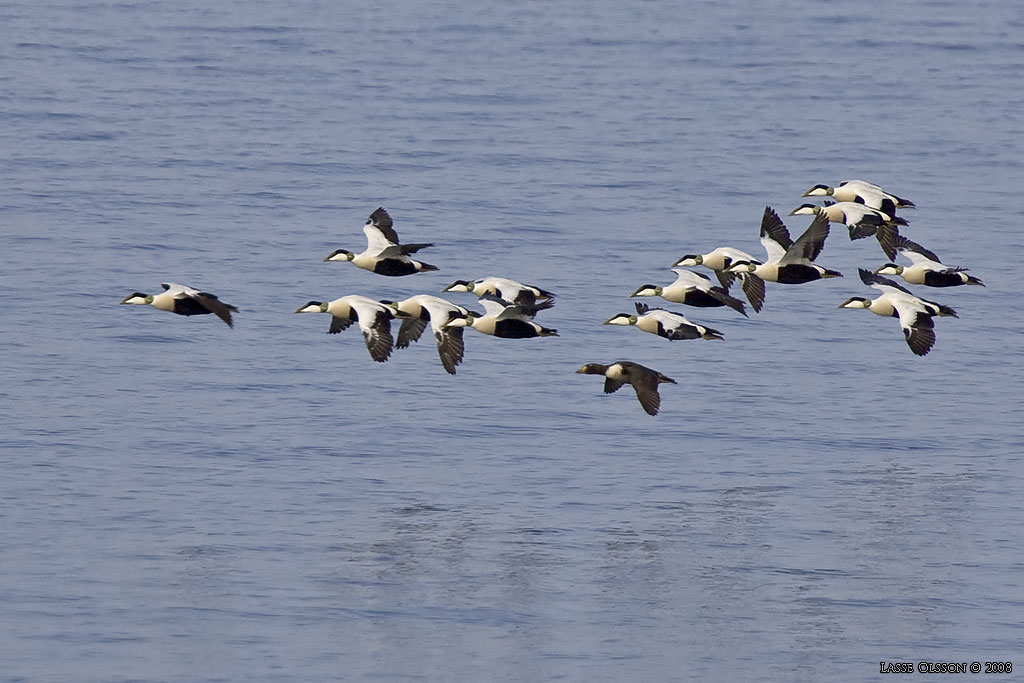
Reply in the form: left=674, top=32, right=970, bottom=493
left=894, top=234, right=943, bottom=264
left=783, top=213, right=830, bottom=265
left=739, top=273, right=765, bottom=313
left=759, top=206, right=792, bottom=262
left=859, top=268, right=915, bottom=296
left=363, top=207, right=400, bottom=253
left=434, top=327, right=465, bottom=375
left=622, top=364, right=664, bottom=416
left=328, top=316, right=355, bottom=334
left=397, top=317, right=429, bottom=348
left=192, top=291, right=238, bottom=327
left=361, top=311, right=395, bottom=362
left=603, top=377, right=625, bottom=394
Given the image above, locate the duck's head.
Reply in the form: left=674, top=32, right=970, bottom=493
left=379, top=300, right=412, bottom=318
left=295, top=301, right=328, bottom=313
left=672, top=254, right=701, bottom=267
left=324, top=249, right=354, bottom=262
left=874, top=263, right=904, bottom=276
left=802, top=184, right=833, bottom=198
left=442, top=311, right=474, bottom=328
left=726, top=260, right=759, bottom=274
left=576, top=363, right=609, bottom=375
left=120, top=292, right=153, bottom=305
left=442, top=280, right=474, bottom=293
left=838, top=296, right=871, bottom=310
left=603, top=313, right=637, bottom=326
left=789, top=203, right=821, bottom=216
left=630, top=284, right=661, bottom=297
left=383, top=300, right=410, bottom=317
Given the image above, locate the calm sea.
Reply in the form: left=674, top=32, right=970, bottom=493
left=2, top=0, right=1022, bottom=680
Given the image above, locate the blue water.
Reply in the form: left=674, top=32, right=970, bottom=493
left=2, top=1, right=1023, bottom=680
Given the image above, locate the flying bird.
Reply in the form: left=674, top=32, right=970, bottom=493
left=631, top=268, right=747, bottom=316
left=387, top=294, right=481, bottom=374
left=874, top=234, right=984, bottom=287
left=604, top=302, right=723, bottom=341
left=790, top=201, right=906, bottom=257
left=120, top=282, right=238, bottom=327
left=442, top=277, right=554, bottom=307
left=443, top=295, right=557, bottom=339
left=726, top=206, right=841, bottom=312
left=672, top=246, right=758, bottom=291
left=295, top=294, right=409, bottom=362
left=324, top=207, right=438, bottom=276
left=577, top=361, right=677, bottom=416
left=838, top=269, right=958, bottom=356
left=802, top=179, right=914, bottom=215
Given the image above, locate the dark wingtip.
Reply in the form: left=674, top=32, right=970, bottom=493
left=849, top=224, right=877, bottom=240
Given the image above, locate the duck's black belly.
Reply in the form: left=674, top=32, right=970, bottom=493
left=922, top=271, right=964, bottom=287
left=493, top=319, right=539, bottom=339
left=681, top=290, right=723, bottom=307
left=776, top=265, right=821, bottom=284
left=172, top=298, right=212, bottom=316
left=374, top=259, right=418, bottom=277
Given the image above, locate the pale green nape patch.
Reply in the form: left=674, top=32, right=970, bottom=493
left=324, top=249, right=354, bottom=262
left=295, top=301, right=328, bottom=313
left=120, top=293, right=153, bottom=305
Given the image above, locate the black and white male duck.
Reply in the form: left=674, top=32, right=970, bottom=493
left=387, top=294, right=481, bottom=374
left=604, top=302, right=723, bottom=341
left=442, top=276, right=554, bottom=307
left=443, top=295, right=557, bottom=339
left=324, top=207, right=438, bottom=276
left=790, top=201, right=907, bottom=256
left=838, top=269, right=958, bottom=357
left=120, top=282, right=238, bottom=328
left=874, top=234, right=984, bottom=288
left=631, top=268, right=747, bottom=316
left=295, top=294, right=409, bottom=362
left=802, top=179, right=914, bottom=216
left=726, top=206, right=841, bottom=313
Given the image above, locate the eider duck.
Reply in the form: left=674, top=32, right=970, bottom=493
left=576, top=361, right=677, bottom=416
left=443, top=295, right=557, bottom=339
left=324, top=207, right=438, bottom=276
left=295, top=294, right=409, bottom=362
left=604, top=302, right=723, bottom=341
left=802, top=180, right=915, bottom=216
left=790, top=201, right=907, bottom=253
left=874, top=235, right=984, bottom=288
left=442, top=277, right=554, bottom=307
left=120, top=283, right=238, bottom=327
left=726, top=207, right=841, bottom=313
left=387, top=294, right=481, bottom=374
left=672, top=246, right=757, bottom=290
left=838, top=269, right=958, bottom=357
left=631, top=268, right=747, bottom=316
